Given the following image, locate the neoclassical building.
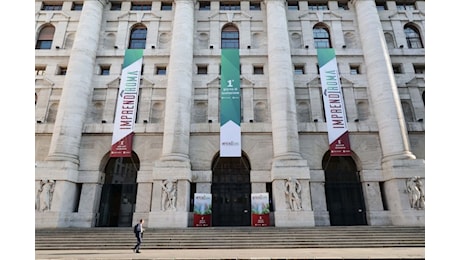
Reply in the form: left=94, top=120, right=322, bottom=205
left=35, top=0, right=425, bottom=228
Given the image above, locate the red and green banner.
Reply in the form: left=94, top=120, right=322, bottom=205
left=193, top=193, right=212, bottom=227
left=220, top=49, right=241, bottom=157
left=110, top=49, right=143, bottom=157
left=317, top=48, right=351, bottom=156
left=251, top=193, right=270, bottom=227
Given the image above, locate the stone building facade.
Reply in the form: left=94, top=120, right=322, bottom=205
left=35, top=0, right=425, bottom=228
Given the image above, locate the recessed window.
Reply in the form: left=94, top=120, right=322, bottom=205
left=131, top=2, right=152, bottom=11
left=36, top=25, right=55, bottom=49
left=100, top=65, right=110, bottom=75
left=308, top=3, right=328, bottom=11
left=156, top=66, right=167, bottom=75
left=199, top=1, right=211, bottom=10
left=71, top=2, right=83, bottom=11
left=313, top=24, right=331, bottom=49
left=294, top=65, right=304, bottom=75
left=397, top=3, right=416, bottom=11
left=41, top=3, right=63, bottom=11
left=220, top=2, right=240, bottom=11
left=375, top=1, right=387, bottom=10
left=197, top=65, right=208, bottom=74
left=253, top=65, right=264, bottom=75
left=413, top=64, right=425, bottom=74
left=392, top=64, right=403, bottom=74
left=350, top=65, right=360, bottom=75
left=404, top=25, right=424, bottom=49
left=250, top=2, right=261, bottom=10
left=57, top=66, right=67, bottom=75
left=221, top=25, right=239, bottom=49
left=36, top=66, right=46, bottom=76
left=111, top=2, right=122, bottom=10
left=161, top=2, right=172, bottom=11
left=338, top=2, right=349, bottom=10
left=129, top=25, right=147, bottom=49
left=287, top=1, right=299, bottom=11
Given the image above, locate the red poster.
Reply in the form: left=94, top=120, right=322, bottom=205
left=110, top=132, right=134, bottom=157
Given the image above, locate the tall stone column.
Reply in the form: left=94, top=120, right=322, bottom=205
left=35, top=0, right=107, bottom=228
left=148, top=0, right=194, bottom=228
left=352, top=0, right=424, bottom=225
left=265, top=0, right=314, bottom=227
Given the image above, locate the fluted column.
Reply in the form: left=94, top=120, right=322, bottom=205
left=47, top=0, right=106, bottom=163
left=353, top=0, right=415, bottom=162
left=147, top=0, right=195, bottom=228
left=265, top=0, right=301, bottom=160
left=265, top=0, right=314, bottom=227
left=160, top=0, right=195, bottom=162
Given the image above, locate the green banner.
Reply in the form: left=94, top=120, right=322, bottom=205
left=220, top=49, right=241, bottom=157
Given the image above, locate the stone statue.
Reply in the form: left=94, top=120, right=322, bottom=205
left=406, top=176, right=425, bottom=210
left=161, top=179, right=177, bottom=211
left=36, top=179, right=56, bottom=212
left=285, top=177, right=302, bottom=211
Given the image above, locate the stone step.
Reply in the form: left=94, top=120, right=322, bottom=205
left=35, top=226, right=425, bottom=250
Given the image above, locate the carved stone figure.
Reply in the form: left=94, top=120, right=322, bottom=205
left=406, top=176, right=425, bottom=210
left=161, top=179, right=177, bottom=211
left=36, top=179, right=56, bottom=212
left=285, top=177, right=302, bottom=211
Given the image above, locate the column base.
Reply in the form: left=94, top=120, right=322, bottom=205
left=274, top=210, right=315, bottom=227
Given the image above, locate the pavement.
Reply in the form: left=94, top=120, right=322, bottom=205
left=34, top=247, right=425, bottom=259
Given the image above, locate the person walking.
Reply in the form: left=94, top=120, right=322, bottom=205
left=132, top=219, right=145, bottom=253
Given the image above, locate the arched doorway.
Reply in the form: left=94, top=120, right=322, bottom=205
left=97, top=154, right=140, bottom=227
left=211, top=153, right=251, bottom=226
left=322, top=152, right=367, bottom=226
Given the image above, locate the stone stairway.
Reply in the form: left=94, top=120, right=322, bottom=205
left=35, top=226, right=424, bottom=250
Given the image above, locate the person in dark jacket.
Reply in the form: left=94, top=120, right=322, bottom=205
left=132, top=219, right=145, bottom=253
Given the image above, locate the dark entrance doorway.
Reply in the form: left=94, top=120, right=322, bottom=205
left=97, top=155, right=140, bottom=227
left=323, top=152, right=367, bottom=226
left=211, top=154, right=251, bottom=226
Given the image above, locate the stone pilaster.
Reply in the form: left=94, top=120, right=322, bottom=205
left=36, top=0, right=107, bottom=228
left=352, top=0, right=424, bottom=226
left=265, top=0, right=314, bottom=227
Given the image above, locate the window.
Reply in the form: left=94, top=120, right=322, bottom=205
left=375, top=1, right=387, bottom=10
left=294, top=65, right=304, bottom=75
left=350, top=65, right=360, bottom=75
left=313, top=24, right=331, bottom=49
left=413, top=64, right=425, bottom=74
left=57, top=66, right=67, bottom=75
left=250, top=2, right=261, bottom=10
left=131, top=2, right=151, bottom=11
left=41, top=3, right=63, bottom=11
left=338, top=2, right=349, bottom=10
left=36, top=65, right=46, bottom=76
left=71, top=2, right=83, bottom=11
left=161, top=2, right=172, bottom=10
left=36, top=25, right=55, bottom=49
left=221, top=25, right=239, bottom=49
left=253, top=65, right=264, bottom=75
left=308, top=3, right=328, bottom=11
left=156, top=66, right=167, bottom=75
left=197, top=65, right=208, bottom=75
left=392, top=64, right=402, bottom=74
left=404, top=25, right=423, bottom=49
left=100, top=65, right=110, bottom=75
left=111, top=2, right=122, bottom=10
left=287, top=1, right=299, bottom=10
left=129, top=25, right=147, bottom=49
left=397, top=3, right=416, bottom=11
left=199, top=1, right=210, bottom=10
left=220, top=2, right=240, bottom=11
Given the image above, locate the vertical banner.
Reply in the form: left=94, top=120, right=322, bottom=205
left=220, top=49, right=241, bottom=157
left=317, top=48, right=351, bottom=156
left=251, top=193, right=270, bottom=227
left=110, top=49, right=144, bottom=157
left=193, top=193, right=212, bottom=227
